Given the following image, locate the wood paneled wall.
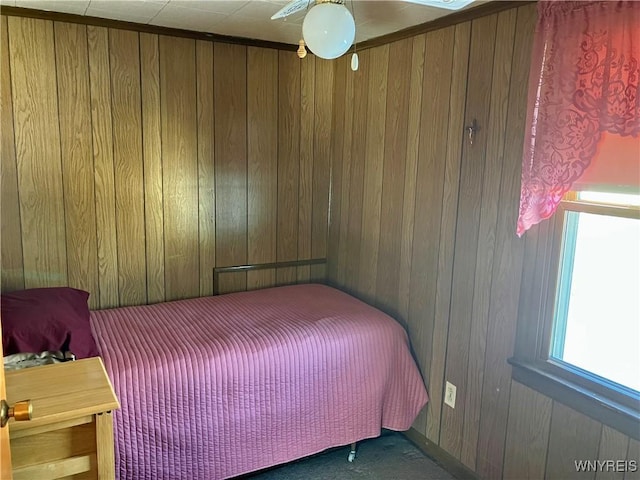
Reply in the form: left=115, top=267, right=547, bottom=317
left=0, top=15, right=333, bottom=309
left=327, top=3, right=638, bottom=479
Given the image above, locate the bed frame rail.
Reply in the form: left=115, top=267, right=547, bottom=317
left=213, top=258, right=327, bottom=295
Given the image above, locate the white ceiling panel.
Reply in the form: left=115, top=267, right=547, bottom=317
left=85, top=1, right=165, bottom=23
left=13, top=0, right=90, bottom=15
left=360, top=2, right=445, bottom=25
left=8, top=0, right=489, bottom=46
left=168, top=0, right=249, bottom=14
left=235, top=1, right=293, bottom=20
left=214, top=16, right=302, bottom=43
left=150, top=6, right=228, bottom=33
left=149, top=3, right=228, bottom=30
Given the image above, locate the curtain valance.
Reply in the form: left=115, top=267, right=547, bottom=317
left=517, top=0, right=639, bottom=236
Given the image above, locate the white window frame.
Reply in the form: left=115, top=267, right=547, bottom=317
left=510, top=193, right=640, bottom=440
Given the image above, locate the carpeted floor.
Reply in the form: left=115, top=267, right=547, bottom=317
left=244, top=432, right=456, bottom=480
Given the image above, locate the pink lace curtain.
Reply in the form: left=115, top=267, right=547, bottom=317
left=517, top=1, right=640, bottom=236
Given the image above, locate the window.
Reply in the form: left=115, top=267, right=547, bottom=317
left=510, top=191, right=640, bottom=438
left=513, top=0, right=639, bottom=438
left=551, top=192, right=640, bottom=393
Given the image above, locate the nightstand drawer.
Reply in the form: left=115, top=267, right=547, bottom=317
left=5, top=358, right=119, bottom=480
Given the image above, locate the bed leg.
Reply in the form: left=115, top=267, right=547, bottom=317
left=347, top=442, right=357, bottom=462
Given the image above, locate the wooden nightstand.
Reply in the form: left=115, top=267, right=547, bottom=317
left=5, top=357, right=119, bottom=480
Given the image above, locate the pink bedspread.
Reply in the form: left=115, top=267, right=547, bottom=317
left=90, top=284, right=428, bottom=480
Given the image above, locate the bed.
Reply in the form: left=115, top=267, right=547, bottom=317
left=3, top=280, right=428, bottom=480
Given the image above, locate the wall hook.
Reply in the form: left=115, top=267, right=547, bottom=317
left=465, top=119, right=479, bottom=145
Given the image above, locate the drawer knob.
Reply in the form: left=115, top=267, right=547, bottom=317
left=0, top=399, right=32, bottom=427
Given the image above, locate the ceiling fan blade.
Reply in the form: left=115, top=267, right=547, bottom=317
left=400, top=0, right=475, bottom=11
left=271, top=0, right=310, bottom=20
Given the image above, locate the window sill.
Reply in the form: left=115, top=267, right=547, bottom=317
left=508, top=357, right=640, bottom=440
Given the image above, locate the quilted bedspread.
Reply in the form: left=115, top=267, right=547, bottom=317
left=90, top=284, right=428, bottom=480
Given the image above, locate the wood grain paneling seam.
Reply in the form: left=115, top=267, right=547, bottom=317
left=140, top=32, right=165, bottom=303
left=297, top=55, right=315, bottom=282
left=487, top=14, right=521, bottom=477
left=375, top=39, right=412, bottom=318
left=0, top=15, right=25, bottom=291
left=196, top=39, right=215, bottom=297
left=87, top=25, right=120, bottom=308
left=85, top=24, right=102, bottom=309
left=273, top=50, right=281, bottom=279
left=107, top=27, right=120, bottom=307
left=397, top=34, right=425, bottom=329
left=195, top=42, right=202, bottom=296
left=441, top=14, right=497, bottom=458
left=52, top=19, right=71, bottom=288
left=10, top=17, right=68, bottom=288
left=276, top=51, right=300, bottom=285
left=358, top=45, right=388, bottom=303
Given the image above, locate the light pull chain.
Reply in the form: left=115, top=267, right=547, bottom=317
left=350, top=0, right=359, bottom=71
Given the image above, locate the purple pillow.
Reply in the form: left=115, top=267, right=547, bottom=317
left=1, top=287, right=99, bottom=358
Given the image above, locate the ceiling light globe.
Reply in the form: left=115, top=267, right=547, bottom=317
left=302, top=3, right=355, bottom=60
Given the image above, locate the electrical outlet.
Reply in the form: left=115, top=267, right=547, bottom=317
left=444, top=381, right=457, bottom=409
